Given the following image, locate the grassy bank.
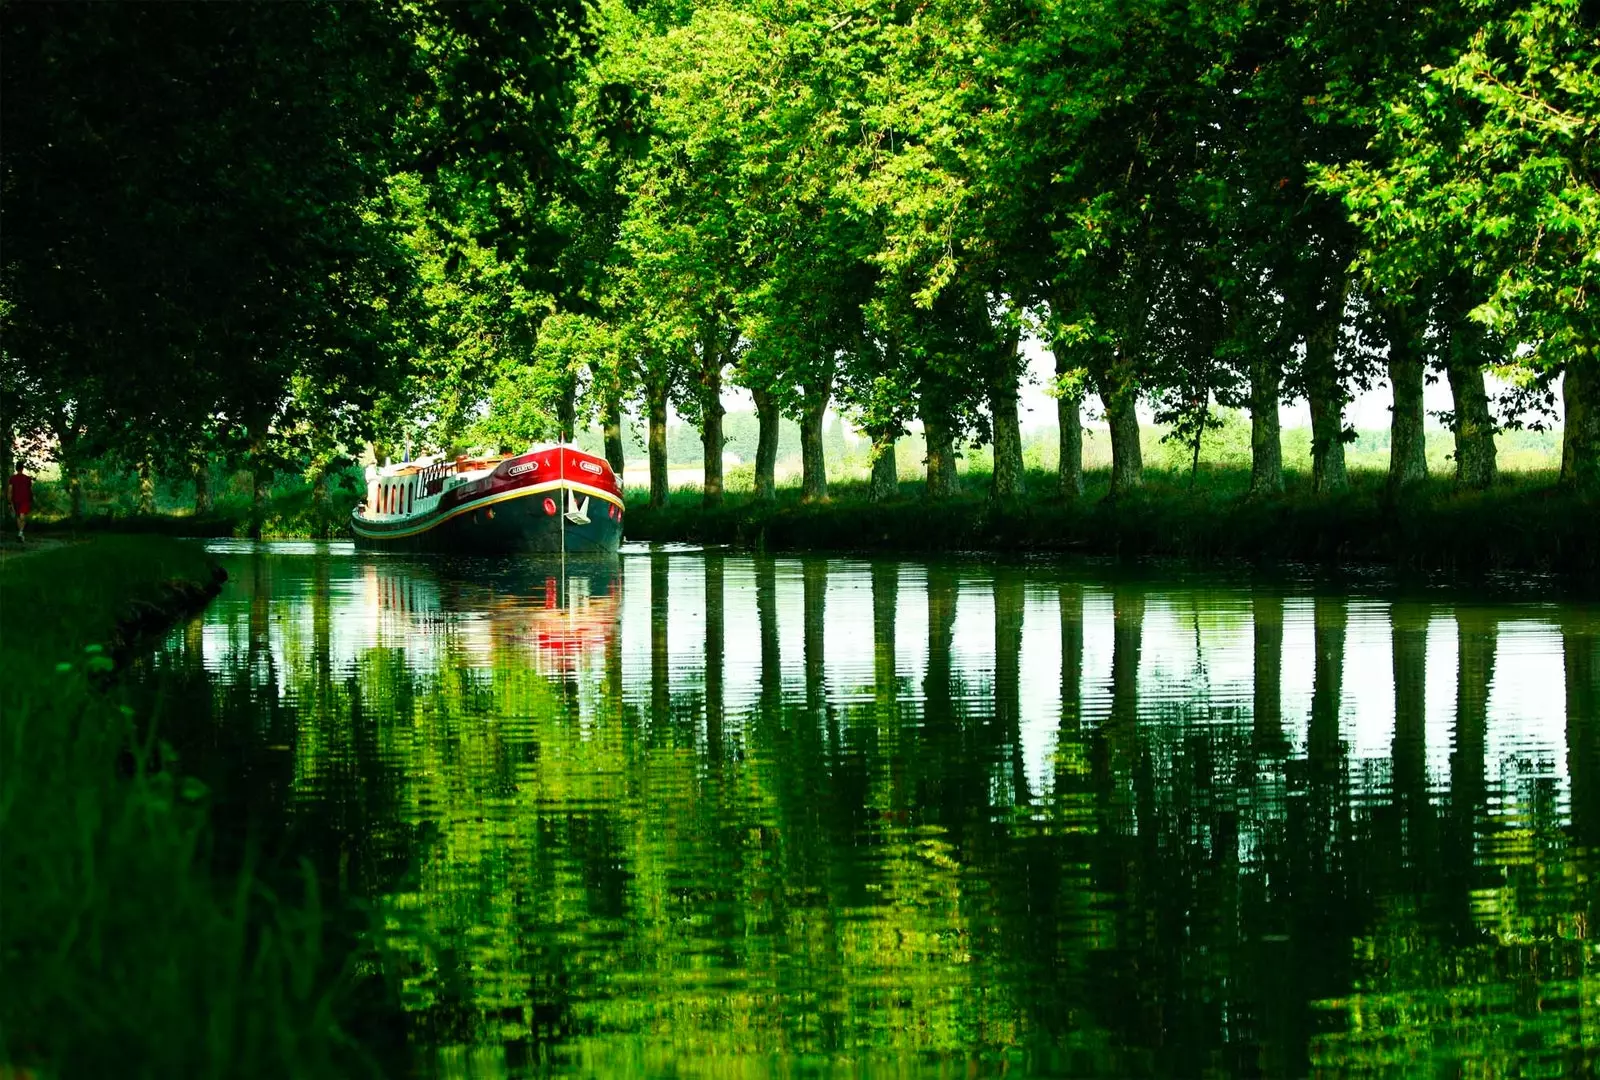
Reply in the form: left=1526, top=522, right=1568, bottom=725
left=0, top=538, right=369, bottom=1078
left=30, top=459, right=1596, bottom=577
left=624, top=465, right=1600, bottom=576
left=30, top=482, right=356, bottom=541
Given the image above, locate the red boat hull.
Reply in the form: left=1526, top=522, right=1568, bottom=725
left=351, top=447, right=624, bottom=554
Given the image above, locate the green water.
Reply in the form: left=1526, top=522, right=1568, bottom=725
left=135, top=541, right=1599, bottom=1077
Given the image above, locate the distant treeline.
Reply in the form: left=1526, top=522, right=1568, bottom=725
left=4, top=1, right=1597, bottom=533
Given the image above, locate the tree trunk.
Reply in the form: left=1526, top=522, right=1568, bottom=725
left=1441, top=289, right=1499, bottom=490
left=137, top=457, right=156, bottom=515
left=989, top=346, right=1025, bottom=499
left=647, top=379, right=669, bottom=510
left=193, top=458, right=212, bottom=514
left=1306, top=386, right=1348, bottom=493
left=312, top=463, right=329, bottom=507
left=307, top=465, right=328, bottom=538
left=1384, top=304, right=1428, bottom=496
left=250, top=462, right=269, bottom=540
left=1305, top=272, right=1350, bottom=493
left=59, top=458, right=86, bottom=519
left=1248, top=349, right=1283, bottom=496
left=1048, top=293, right=1085, bottom=499
left=1189, top=412, right=1206, bottom=485
left=752, top=387, right=780, bottom=502
left=1104, top=390, right=1143, bottom=496
left=700, top=355, right=725, bottom=508
left=54, top=427, right=88, bottom=518
left=1562, top=360, right=1600, bottom=493
left=922, top=407, right=959, bottom=499
left=557, top=379, right=578, bottom=444
left=244, top=409, right=272, bottom=539
left=1094, top=350, right=1144, bottom=498
left=0, top=427, right=13, bottom=533
left=799, top=395, right=829, bottom=503
left=1057, top=388, right=1083, bottom=499
left=868, top=430, right=898, bottom=502
left=602, top=393, right=626, bottom=478
left=1446, top=360, right=1497, bottom=490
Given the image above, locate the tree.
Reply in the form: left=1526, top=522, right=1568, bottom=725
left=1375, top=295, right=1431, bottom=495
left=1323, top=0, right=1600, bottom=490
left=2, top=2, right=418, bottom=472
left=993, top=0, right=1245, bottom=499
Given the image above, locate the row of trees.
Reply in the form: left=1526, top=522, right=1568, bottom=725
left=5, top=0, right=1598, bottom=517
left=535, top=0, right=1600, bottom=506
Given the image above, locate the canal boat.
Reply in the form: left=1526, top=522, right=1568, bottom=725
left=351, top=444, right=624, bottom=554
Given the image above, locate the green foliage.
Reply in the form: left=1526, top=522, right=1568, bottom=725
left=0, top=539, right=379, bottom=1077
left=1, top=3, right=420, bottom=465
left=6, top=0, right=1597, bottom=522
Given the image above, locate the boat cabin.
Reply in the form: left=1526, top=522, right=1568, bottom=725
left=361, top=452, right=505, bottom=522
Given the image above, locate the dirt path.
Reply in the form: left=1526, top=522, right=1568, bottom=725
left=0, top=537, right=82, bottom=563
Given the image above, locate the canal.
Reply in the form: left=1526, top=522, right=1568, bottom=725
left=128, top=541, right=1598, bottom=1077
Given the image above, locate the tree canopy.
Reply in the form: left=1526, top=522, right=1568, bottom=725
left=4, top=0, right=1596, bottom=503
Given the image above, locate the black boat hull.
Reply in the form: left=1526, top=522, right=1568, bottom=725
left=351, top=485, right=623, bottom=554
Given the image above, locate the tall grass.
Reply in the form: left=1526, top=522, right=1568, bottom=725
left=0, top=538, right=377, bottom=1078
left=28, top=418, right=1585, bottom=572
left=625, top=463, right=1599, bottom=577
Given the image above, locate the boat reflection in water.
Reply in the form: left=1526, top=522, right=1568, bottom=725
left=358, top=554, right=621, bottom=676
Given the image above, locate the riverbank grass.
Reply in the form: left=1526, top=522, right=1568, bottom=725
left=26, top=457, right=1596, bottom=575
left=625, top=464, right=1598, bottom=574
left=0, top=537, right=359, bottom=1078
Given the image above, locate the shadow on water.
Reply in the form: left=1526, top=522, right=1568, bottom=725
left=129, top=542, right=1600, bottom=1077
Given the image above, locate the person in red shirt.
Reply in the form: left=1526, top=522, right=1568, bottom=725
left=9, top=464, right=33, bottom=543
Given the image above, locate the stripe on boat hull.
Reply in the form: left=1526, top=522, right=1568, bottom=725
left=351, top=480, right=623, bottom=553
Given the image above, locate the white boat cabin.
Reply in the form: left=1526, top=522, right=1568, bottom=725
left=361, top=452, right=499, bottom=522
left=360, top=443, right=592, bottom=522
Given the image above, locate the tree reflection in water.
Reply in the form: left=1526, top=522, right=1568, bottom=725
left=133, top=547, right=1600, bottom=1077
